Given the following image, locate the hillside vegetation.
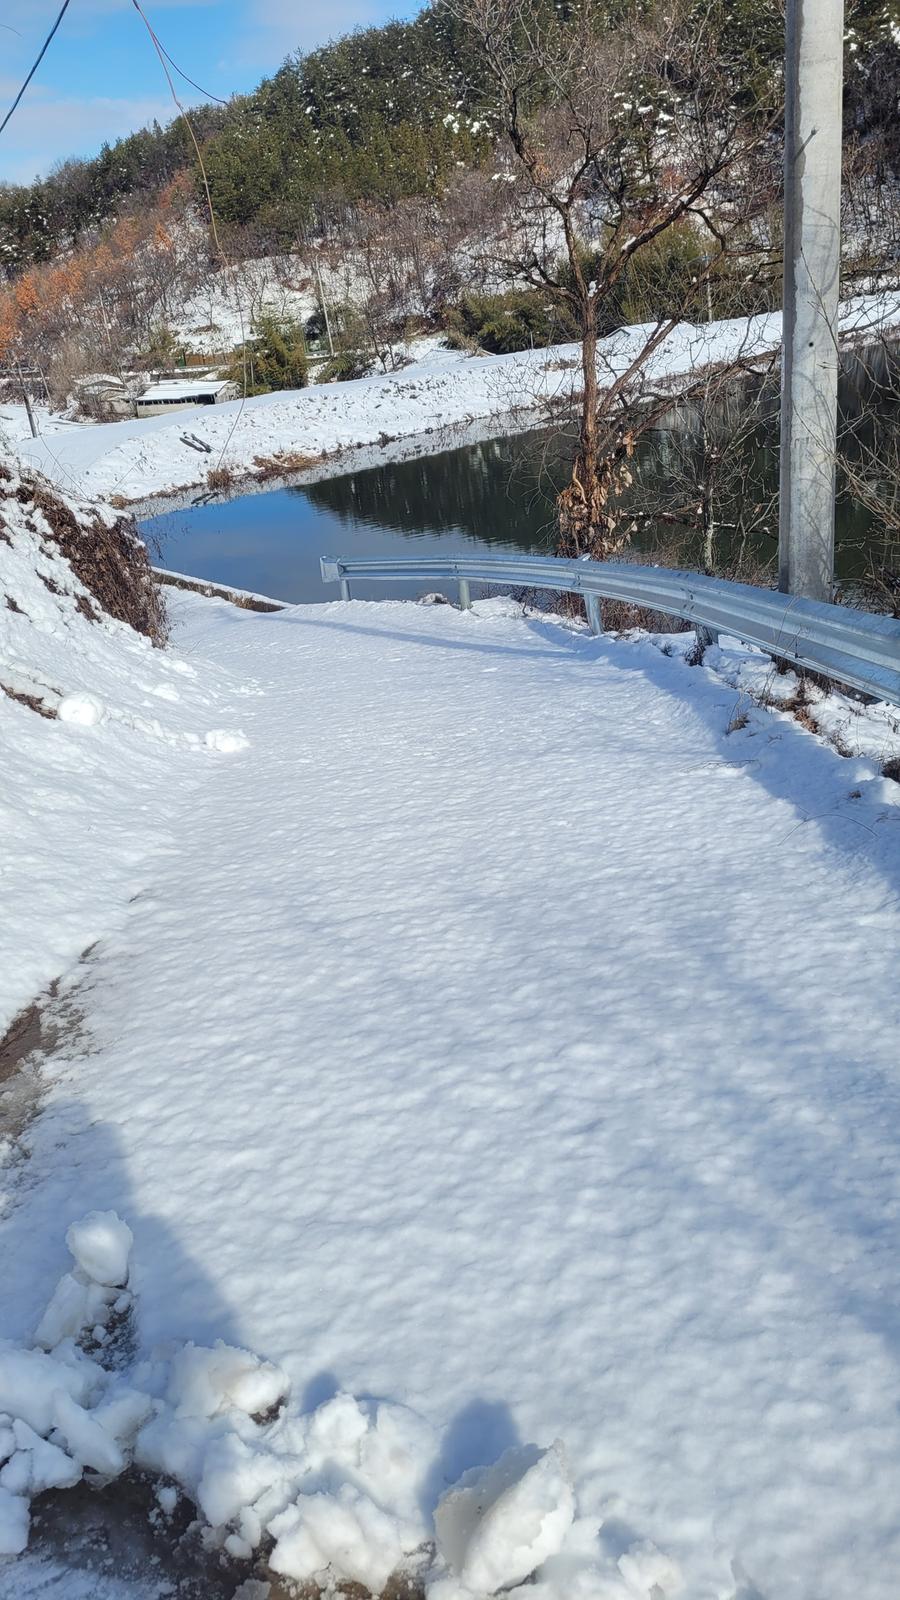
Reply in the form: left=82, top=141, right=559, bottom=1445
left=0, top=0, right=899, bottom=406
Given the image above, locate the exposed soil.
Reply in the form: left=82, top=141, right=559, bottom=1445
left=155, top=570, right=285, bottom=613
left=6, top=472, right=167, bottom=644
left=0, top=956, right=98, bottom=1160
left=25, top=1473, right=426, bottom=1600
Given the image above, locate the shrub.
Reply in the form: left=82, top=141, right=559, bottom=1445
left=318, top=348, right=373, bottom=382
left=443, top=290, right=577, bottom=355
left=231, top=312, right=309, bottom=396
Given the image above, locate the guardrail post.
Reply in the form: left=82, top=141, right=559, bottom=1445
left=340, top=577, right=351, bottom=602
left=584, top=594, right=602, bottom=635
left=695, top=625, right=718, bottom=651
left=458, top=578, right=471, bottom=611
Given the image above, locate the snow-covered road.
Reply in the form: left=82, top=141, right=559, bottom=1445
left=3, top=587, right=900, bottom=1599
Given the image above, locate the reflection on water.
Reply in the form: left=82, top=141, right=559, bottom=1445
left=142, top=367, right=898, bottom=606
left=142, top=436, right=562, bottom=605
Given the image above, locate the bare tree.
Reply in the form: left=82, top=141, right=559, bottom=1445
left=615, top=362, right=780, bottom=577
left=834, top=332, right=900, bottom=615
left=442, top=0, right=780, bottom=560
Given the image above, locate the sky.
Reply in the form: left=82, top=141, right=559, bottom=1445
left=0, top=0, right=419, bottom=187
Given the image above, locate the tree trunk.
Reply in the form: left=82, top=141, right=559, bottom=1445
left=556, top=308, right=602, bottom=561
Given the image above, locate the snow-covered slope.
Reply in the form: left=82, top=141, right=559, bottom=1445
left=7, top=293, right=900, bottom=507
left=2, top=546, right=900, bottom=1598
left=0, top=466, right=251, bottom=1035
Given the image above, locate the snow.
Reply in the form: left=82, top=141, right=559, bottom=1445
left=65, top=1213, right=133, bottom=1286
left=2, top=480, right=900, bottom=1596
left=52, top=1391, right=125, bottom=1477
left=0, top=1490, right=29, bottom=1557
left=0, top=1422, right=80, bottom=1497
left=0, top=463, right=259, bottom=1032
left=268, top=1485, right=411, bottom=1590
left=0, top=1348, right=96, bottom=1436
left=56, top=693, right=105, bottom=726
left=165, top=1342, right=288, bottom=1421
left=5, top=293, right=900, bottom=507
left=136, top=382, right=230, bottom=403
left=33, top=1272, right=108, bottom=1351
left=433, top=1443, right=575, bottom=1595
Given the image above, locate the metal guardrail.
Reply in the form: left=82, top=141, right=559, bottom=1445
left=320, top=553, right=900, bottom=705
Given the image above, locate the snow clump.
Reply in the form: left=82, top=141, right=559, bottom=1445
left=431, top=1442, right=575, bottom=1596
left=34, top=1211, right=133, bottom=1351
left=0, top=1215, right=674, bottom=1596
left=66, top=1211, right=133, bottom=1286
left=57, top=693, right=105, bottom=727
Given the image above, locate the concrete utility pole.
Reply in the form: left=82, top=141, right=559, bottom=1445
left=14, top=358, right=37, bottom=439
left=779, top=0, right=844, bottom=602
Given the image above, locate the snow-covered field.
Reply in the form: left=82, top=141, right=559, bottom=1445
left=4, top=293, right=900, bottom=508
left=2, top=475, right=900, bottom=1598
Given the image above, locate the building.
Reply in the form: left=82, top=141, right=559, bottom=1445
left=134, top=379, right=239, bottom=418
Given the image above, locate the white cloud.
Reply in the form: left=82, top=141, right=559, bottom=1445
left=0, top=91, right=172, bottom=185
left=245, top=0, right=410, bottom=59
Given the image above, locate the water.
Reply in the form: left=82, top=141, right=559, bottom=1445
left=142, top=436, right=561, bottom=604
left=141, top=381, right=898, bottom=606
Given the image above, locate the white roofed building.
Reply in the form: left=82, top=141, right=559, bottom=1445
left=134, top=378, right=239, bottom=417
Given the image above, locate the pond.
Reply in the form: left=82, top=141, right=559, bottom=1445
left=142, top=434, right=561, bottom=605
left=141, top=375, right=899, bottom=607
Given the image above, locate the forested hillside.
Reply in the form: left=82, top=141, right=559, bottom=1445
left=0, top=7, right=488, bottom=271
left=1, top=0, right=899, bottom=416
left=1, top=0, right=899, bottom=275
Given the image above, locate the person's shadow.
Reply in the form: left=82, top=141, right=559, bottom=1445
left=0, top=1096, right=241, bottom=1353
left=421, top=1396, right=521, bottom=1517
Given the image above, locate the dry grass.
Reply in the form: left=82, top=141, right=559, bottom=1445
left=570, top=592, right=694, bottom=635
left=725, top=705, right=751, bottom=734
left=252, top=449, right=320, bottom=479
left=206, top=464, right=235, bottom=491
left=883, top=755, right=900, bottom=783
left=1, top=681, right=57, bottom=718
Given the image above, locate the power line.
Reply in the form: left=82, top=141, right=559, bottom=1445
left=0, top=0, right=73, bottom=140
left=147, top=30, right=229, bottom=107
left=129, top=0, right=250, bottom=472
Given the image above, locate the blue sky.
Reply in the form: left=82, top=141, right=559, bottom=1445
left=0, top=0, right=419, bottom=186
